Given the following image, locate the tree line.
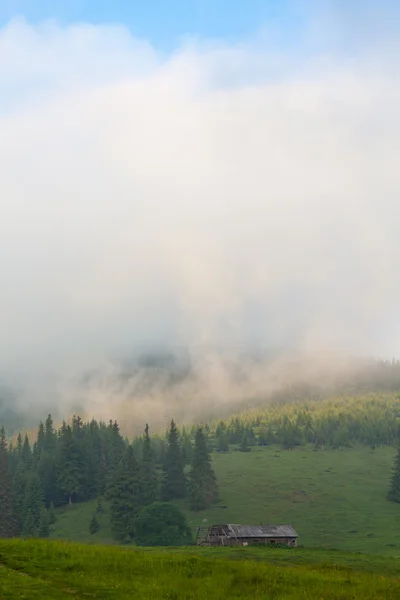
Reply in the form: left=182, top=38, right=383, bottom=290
left=208, top=392, right=400, bottom=451
left=0, top=416, right=218, bottom=541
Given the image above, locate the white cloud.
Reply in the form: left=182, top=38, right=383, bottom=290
left=0, top=13, right=400, bottom=381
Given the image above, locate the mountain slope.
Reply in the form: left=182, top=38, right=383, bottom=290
left=50, top=444, right=399, bottom=554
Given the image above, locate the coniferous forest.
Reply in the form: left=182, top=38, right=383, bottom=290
left=2, top=388, right=400, bottom=542
left=0, top=415, right=217, bottom=543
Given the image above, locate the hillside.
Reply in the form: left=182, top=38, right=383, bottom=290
left=1, top=539, right=400, bottom=599
left=50, top=444, right=400, bottom=554
left=3, top=389, right=400, bottom=554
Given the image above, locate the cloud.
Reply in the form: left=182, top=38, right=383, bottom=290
left=0, top=10, right=400, bottom=426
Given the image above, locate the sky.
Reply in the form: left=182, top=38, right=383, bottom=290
left=1, top=1, right=400, bottom=419
left=0, top=1, right=301, bottom=48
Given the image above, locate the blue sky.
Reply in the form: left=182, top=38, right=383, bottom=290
left=0, top=0, right=304, bottom=48
left=1, top=1, right=399, bottom=55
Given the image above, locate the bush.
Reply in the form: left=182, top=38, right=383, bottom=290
left=134, top=502, right=193, bottom=547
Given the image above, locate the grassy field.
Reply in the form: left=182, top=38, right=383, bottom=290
left=51, top=498, right=115, bottom=545
left=1, top=539, right=400, bottom=599
left=51, top=444, right=400, bottom=554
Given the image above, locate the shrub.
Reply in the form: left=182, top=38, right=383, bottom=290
left=134, top=502, right=193, bottom=547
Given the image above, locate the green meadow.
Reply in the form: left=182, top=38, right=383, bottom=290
left=1, top=539, right=400, bottom=599
left=50, top=444, right=400, bottom=554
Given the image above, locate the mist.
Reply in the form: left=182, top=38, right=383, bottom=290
left=1, top=3, right=400, bottom=431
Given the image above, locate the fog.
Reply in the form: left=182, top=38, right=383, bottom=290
left=0, top=3, right=400, bottom=431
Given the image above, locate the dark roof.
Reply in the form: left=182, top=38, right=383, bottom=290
left=226, top=524, right=298, bottom=538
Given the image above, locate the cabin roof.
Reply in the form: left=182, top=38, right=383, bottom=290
left=224, top=524, right=298, bottom=538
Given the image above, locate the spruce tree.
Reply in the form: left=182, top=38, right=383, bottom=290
left=239, top=432, right=251, bottom=452
left=86, top=420, right=106, bottom=498
left=109, top=445, right=141, bottom=542
left=12, top=463, right=28, bottom=532
left=104, top=421, right=126, bottom=494
left=181, top=429, right=193, bottom=465
left=89, top=513, right=100, bottom=534
left=163, top=419, right=186, bottom=500
left=258, top=428, right=269, bottom=446
left=33, top=422, right=45, bottom=463
left=216, top=421, right=229, bottom=452
left=388, top=440, right=400, bottom=502
left=107, top=421, right=126, bottom=471
left=139, top=424, right=158, bottom=506
left=56, top=424, right=84, bottom=504
left=21, top=435, right=32, bottom=468
left=188, top=428, right=218, bottom=511
left=230, top=418, right=243, bottom=444
left=37, top=450, right=58, bottom=508
left=23, top=474, right=45, bottom=529
left=16, top=433, right=23, bottom=456
left=0, top=427, right=18, bottom=537
left=44, top=414, right=56, bottom=453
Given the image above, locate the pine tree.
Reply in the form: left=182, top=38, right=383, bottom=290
left=89, top=513, right=100, bottom=534
left=139, top=424, right=158, bottom=506
left=0, top=427, right=18, bottom=537
left=109, top=445, right=141, bottom=542
left=188, top=428, right=218, bottom=511
left=388, top=440, right=400, bottom=502
left=163, top=420, right=186, bottom=500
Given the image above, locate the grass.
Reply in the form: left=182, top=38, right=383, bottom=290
left=181, top=444, right=400, bottom=554
left=51, top=499, right=115, bottom=545
left=1, top=539, right=400, bottom=599
left=51, top=444, right=400, bottom=554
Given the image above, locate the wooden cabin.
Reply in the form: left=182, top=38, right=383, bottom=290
left=196, top=524, right=298, bottom=547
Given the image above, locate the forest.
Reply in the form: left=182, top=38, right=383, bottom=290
left=0, top=417, right=217, bottom=544
left=1, top=381, right=400, bottom=544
